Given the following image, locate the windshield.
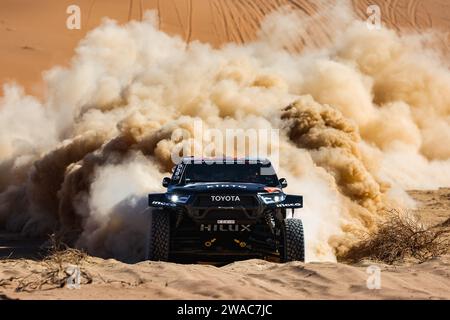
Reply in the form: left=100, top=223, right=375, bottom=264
left=177, top=162, right=280, bottom=186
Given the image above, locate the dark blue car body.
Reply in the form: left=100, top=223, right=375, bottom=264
left=147, top=157, right=304, bottom=263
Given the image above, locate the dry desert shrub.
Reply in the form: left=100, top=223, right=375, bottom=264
left=0, top=235, right=92, bottom=292
left=343, top=209, right=450, bottom=264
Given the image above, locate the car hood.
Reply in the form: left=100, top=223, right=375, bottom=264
left=168, top=182, right=278, bottom=194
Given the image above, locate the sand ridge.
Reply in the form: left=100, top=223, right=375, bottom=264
left=1, top=255, right=449, bottom=300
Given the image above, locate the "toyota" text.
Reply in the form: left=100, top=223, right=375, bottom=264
left=210, top=195, right=241, bottom=202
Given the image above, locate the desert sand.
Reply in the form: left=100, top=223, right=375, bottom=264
left=1, top=0, right=450, bottom=96
left=1, top=0, right=450, bottom=300
left=1, top=255, right=449, bottom=300
left=0, top=189, right=449, bottom=300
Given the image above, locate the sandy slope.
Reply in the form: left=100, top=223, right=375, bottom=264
left=409, top=188, right=450, bottom=227
left=1, top=255, right=449, bottom=300
left=1, top=0, right=449, bottom=95
left=0, top=189, right=449, bottom=300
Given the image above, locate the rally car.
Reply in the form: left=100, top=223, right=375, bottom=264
left=147, top=157, right=304, bottom=263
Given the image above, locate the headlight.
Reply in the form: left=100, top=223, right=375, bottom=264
left=166, top=194, right=190, bottom=203
left=259, top=193, right=285, bottom=204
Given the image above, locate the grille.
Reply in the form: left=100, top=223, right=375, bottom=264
left=204, top=209, right=246, bottom=220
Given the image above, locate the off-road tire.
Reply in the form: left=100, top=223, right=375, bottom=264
left=282, top=218, right=305, bottom=262
left=147, top=209, right=170, bottom=261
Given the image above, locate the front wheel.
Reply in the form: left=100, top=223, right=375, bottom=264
left=281, top=218, right=305, bottom=262
left=147, top=209, right=170, bottom=261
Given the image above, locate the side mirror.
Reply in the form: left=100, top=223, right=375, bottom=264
left=279, top=178, right=288, bottom=189
left=162, top=177, right=171, bottom=188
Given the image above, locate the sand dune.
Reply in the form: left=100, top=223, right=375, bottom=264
left=1, top=0, right=449, bottom=95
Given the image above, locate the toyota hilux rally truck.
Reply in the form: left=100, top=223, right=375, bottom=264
left=147, top=157, right=304, bottom=263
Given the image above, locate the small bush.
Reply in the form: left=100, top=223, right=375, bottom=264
left=0, top=234, right=92, bottom=292
left=343, top=209, right=450, bottom=264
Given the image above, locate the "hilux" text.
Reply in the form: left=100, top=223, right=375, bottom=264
left=200, top=224, right=251, bottom=232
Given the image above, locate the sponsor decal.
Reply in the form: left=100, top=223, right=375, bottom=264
left=217, top=220, right=236, bottom=224
left=210, top=195, right=241, bottom=202
left=275, top=202, right=302, bottom=208
left=200, top=224, right=251, bottom=232
left=264, top=187, right=281, bottom=193
left=152, top=200, right=177, bottom=207
left=172, top=164, right=183, bottom=182
left=206, top=184, right=247, bottom=189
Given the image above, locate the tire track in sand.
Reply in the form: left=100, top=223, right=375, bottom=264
left=86, top=0, right=96, bottom=29
left=226, top=0, right=246, bottom=44
left=206, top=0, right=220, bottom=45
left=235, top=0, right=262, bottom=41
left=213, top=0, right=231, bottom=42
left=186, top=0, right=193, bottom=43
left=157, top=0, right=161, bottom=29
left=128, top=0, right=133, bottom=22
left=172, top=0, right=187, bottom=41
left=407, top=0, right=420, bottom=27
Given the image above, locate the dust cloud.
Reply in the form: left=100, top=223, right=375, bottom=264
left=1, top=3, right=449, bottom=262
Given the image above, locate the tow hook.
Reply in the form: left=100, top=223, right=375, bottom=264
left=234, top=239, right=247, bottom=248
left=204, top=238, right=216, bottom=247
